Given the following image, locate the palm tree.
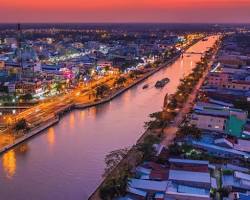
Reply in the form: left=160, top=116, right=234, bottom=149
left=96, top=84, right=110, bottom=98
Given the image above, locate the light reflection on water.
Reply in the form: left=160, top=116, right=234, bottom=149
left=0, top=36, right=219, bottom=200
left=47, top=128, right=55, bottom=146
left=2, top=150, right=16, bottom=179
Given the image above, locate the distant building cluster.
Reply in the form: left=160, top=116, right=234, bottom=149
left=0, top=27, right=188, bottom=100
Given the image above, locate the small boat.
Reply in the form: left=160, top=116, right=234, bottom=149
left=142, top=84, right=149, bottom=89
left=155, top=78, right=170, bottom=88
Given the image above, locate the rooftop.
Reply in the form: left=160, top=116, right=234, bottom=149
left=129, top=178, right=169, bottom=192
left=169, top=170, right=211, bottom=184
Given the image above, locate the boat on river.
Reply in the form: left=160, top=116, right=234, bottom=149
left=155, top=78, right=170, bottom=88
left=142, top=84, right=149, bottom=89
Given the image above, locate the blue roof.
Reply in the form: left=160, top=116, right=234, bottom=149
left=192, top=141, right=250, bottom=158
left=239, top=193, right=250, bottom=200
left=127, top=187, right=147, bottom=197
left=129, top=178, right=168, bottom=192
left=169, top=158, right=209, bottom=165
left=178, top=185, right=209, bottom=195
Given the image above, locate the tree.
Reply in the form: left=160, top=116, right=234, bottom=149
left=103, top=148, right=129, bottom=178
left=13, top=118, right=29, bottom=132
left=21, top=93, right=33, bottom=102
left=177, top=124, right=202, bottom=140
left=144, top=111, right=167, bottom=130
left=0, top=85, right=9, bottom=93
left=100, top=148, right=132, bottom=200
left=100, top=170, right=131, bottom=200
left=96, top=84, right=110, bottom=97
left=233, top=100, right=250, bottom=117
left=136, top=134, right=161, bottom=161
left=55, top=82, right=64, bottom=93
left=115, top=77, right=127, bottom=86
left=168, top=143, right=182, bottom=156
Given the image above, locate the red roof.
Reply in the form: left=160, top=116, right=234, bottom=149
left=170, top=163, right=209, bottom=172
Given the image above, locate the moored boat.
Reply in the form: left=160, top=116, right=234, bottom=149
left=142, top=84, right=149, bottom=89
left=155, top=78, right=170, bottom=88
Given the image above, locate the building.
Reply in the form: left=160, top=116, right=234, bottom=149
left=223, top=171, right=250, bottom=192
left=165, top=183, right=211, bottom=200
left=191, top=102, right=248, bottom=138
left=165, top=158, right=212, bottom=200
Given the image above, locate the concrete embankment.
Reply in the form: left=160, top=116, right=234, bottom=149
left=0, top=117, right=59, bottom=154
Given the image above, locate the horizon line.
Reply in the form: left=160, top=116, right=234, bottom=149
left=0, top=22, right=250, bottom=25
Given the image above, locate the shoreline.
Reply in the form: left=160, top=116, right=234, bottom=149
left=0, top=51, right=181, bottom=155
left=88, top=37, right=216, bottom=200
left=0, top=117, right=59, bottom=154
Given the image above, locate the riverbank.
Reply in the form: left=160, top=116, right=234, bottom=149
left=88, top=36, right=219, bottom=200
left=75, top=54, right=180, bottom=109
left=0, top=117, right=59, bottom=154
left=0, top=41, right=188, bottom=155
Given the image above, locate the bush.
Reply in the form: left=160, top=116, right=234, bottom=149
left=136, top=134, right=161, bottom=161
left=13, top=118, right=29, bottom=132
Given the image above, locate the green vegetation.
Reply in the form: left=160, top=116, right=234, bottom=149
left=100, top=133, right=161, bottom=199
left=96, top=84, right=110, bottom=98
left=0, top=85, right=8, bottom=93
left=100, top=169, right=131, bottom=200
left=115, top=77, right=127, bottom=86
left=103, top=148, right=129, bottom=178
left=177, top=124, right=202, bottom=140
left=168, top=143, right=193, bottom=156
left=100, top=148, right=133, bottom=200
left=13, top=118, right=29, bottom=132
left=217, top=187, right=231, bottom=199
left=164, top=45, right=216, bottom=114
left=129, top=70, right=143, bottom=79
left=144, top=111, right=167, bottom=130
left=233, top=100, right=250, bottom=117
left=20, top=93, right=33, bottom=102
left=222, top=169, right=233, bottom=175
left=55, top=82, right=65, bottom=93
left=136, top=134, right=161, bottom=161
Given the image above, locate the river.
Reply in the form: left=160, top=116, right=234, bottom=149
left=0, top=36, right=218, bottom=200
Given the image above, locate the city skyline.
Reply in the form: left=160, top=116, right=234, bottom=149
left=1, top=0, right=250, bottom=23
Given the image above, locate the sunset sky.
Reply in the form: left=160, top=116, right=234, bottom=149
left=1, top=0, right=250, bottom=23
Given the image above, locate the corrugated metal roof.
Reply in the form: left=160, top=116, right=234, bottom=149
left=127, top=186, right=147, bottom=197
left=239, top=193, right=250, bottom=200
left=129, top=178, right=169, bottom=192
left=178, top=185, right=208, bottom=195
left=169, top=170, right=210, bottom=183
left=169, top=158, right=209, bottom=165
left=235, top=171, right=250, bottom=181
left=192, top=141, right=250, bottom=158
